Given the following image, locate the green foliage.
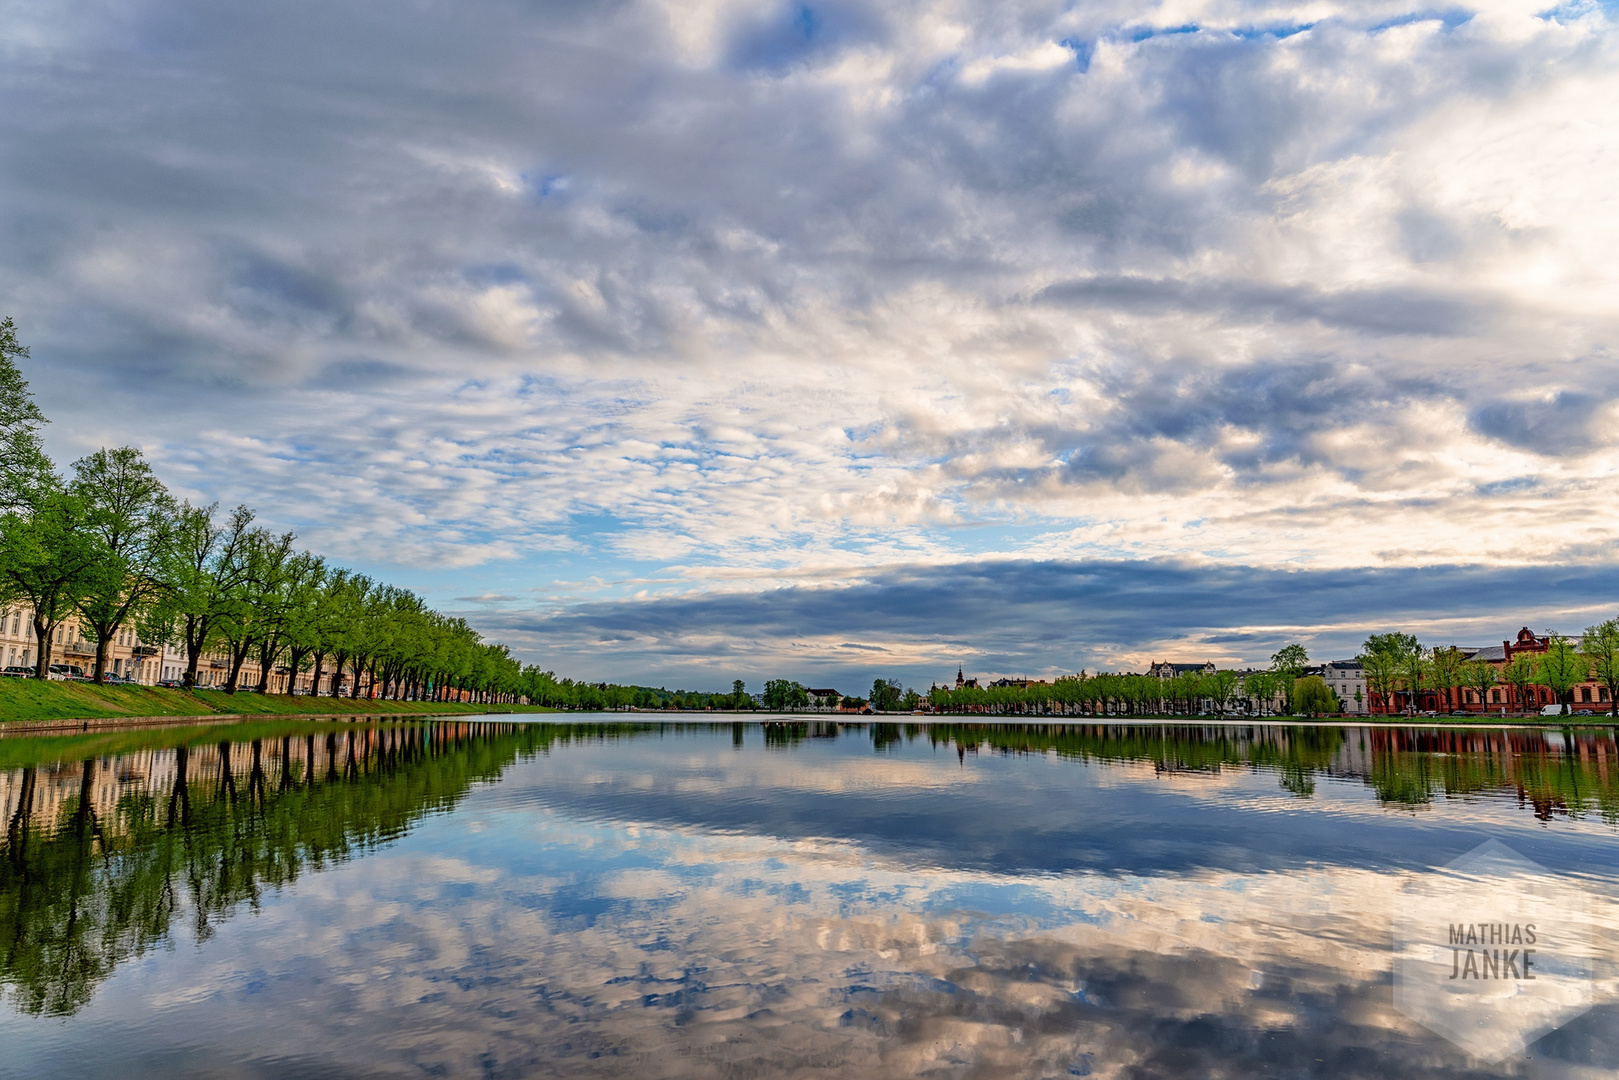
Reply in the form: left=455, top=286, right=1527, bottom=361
left=69, top=447, right=175, bottom=683
left=0, top=679, right=548, bottom=722
left=1363, top=632, right=1422, bottom=713
left=761, top=679, right=809, bottom=711
left=1536, top=633, right=1588, bottom=708
left=1270, top=643, right=1308, bottom=676
left=1582, top=619, right=1619, bottom=718
left=1501, top=653, right=1541, bottom=712
left=1461, top=658, right=1498, bottom=712
left=0, top=317, right=51, bottom=514
left=924, top=670, right=1267, bottom=717
left=1359, top=649, right=1400, bottom=714
left=870, top=678, right=903, bottom=712
left=1425, top=646, right=1466, bottom=712
left=0, top=490, right=101, bottom=677
left=1293, top=675, right=1335, bottom=716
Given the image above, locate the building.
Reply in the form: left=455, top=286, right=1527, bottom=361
left=1147, top=661, right=1216, bottom=680
left=1314, top=660, right=1368, bottom=715
left=1367, top=627, right=1612, bottom=715
left=0, top=603, right=326, bottom=692
left=0, top=605, right=164, bottom=683
left=806, top=688, right=841, bottom=710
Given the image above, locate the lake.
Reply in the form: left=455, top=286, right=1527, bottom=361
left=1, top=718, right=1617, bottom=1077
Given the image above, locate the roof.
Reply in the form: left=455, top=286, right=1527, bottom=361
left=1463, top=646, right=1506, bottom=662
left=806, top=688, right=840, bottom=697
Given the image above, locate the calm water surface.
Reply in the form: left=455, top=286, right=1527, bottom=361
left=2, top=719, right=1618, bottom=1078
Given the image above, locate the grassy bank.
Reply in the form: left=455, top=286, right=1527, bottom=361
left=0, top=679, right=552, bottom=722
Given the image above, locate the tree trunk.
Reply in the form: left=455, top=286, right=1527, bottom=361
left=184, top=617, right=207, bottom=689
left=32, top=616, right=52, bottom=680
left=93, top=633, right=110, bottom=684
left=255, top=639, right=275, bottom=693
left=225, top=637, right=252, bottom=693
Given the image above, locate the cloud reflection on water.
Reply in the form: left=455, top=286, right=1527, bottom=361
left=3, top=721, right=1619, bottom=1078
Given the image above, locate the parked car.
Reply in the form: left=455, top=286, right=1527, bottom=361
left=1540, top=703, right=1568, bottom=716
left=1574, top=709, right=1595, bottom=716
left=48, top=663, right=89, bottom=681
left=158, top=678, right=186, bottom=688
left=0, top=666, right=33, bottom=678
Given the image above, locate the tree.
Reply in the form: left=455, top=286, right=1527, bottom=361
left=0, top=488, right=100, bottom=678
left=1360, top=650, right=1400, bottom=715
left=761, top=679, right=808, bottom=712
left=1271, top=644, right=1308, bottom=675
left=1243, top=670, right=1276, bottom=716
left=1365, top=633, right=1422, bottom=714
left=1426, top=646, right=1465, bottom=714
left=1294, top=675, right=1335, bottom=717
left=1270, top=644, right=1308, bottom=712
left=278, top=556, right=328, bottom=695
left=1536, top=634, right=1587, bottom=714
left=870, top=678, right=903, bottom=712
left=153, top=503, right=255, bottom=689
left=0, top=317, right=52, bottom=514
left=1582, top=619, right=1619, bottom=719
left=1501, top=653, right=1540, bottom=714
left=1204, top=669, right=1240, bottom=717
left=730, top=680, right=749, bottom=710
left=69, top=448, right=175, bottom=683
left=1461, top=658, right=1498, bottom=715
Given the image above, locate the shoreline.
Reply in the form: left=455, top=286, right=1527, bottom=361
left=3, top=708, right=1614, bottom=738
left=571, top=711, right=1619, bottom=729
left=0, top=707, right=538, bottom=738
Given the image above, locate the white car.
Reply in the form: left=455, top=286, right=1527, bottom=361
left=1540, top=703, right=1567, bottom=716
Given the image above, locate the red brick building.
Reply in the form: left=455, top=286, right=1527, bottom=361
left=1371, top=627, right=1612, bottom=715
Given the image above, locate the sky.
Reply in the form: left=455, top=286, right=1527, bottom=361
left=3, top=0, right=1618, bottom=691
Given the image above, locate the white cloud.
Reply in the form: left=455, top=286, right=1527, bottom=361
left=3, top=0, right=1617, bottom=673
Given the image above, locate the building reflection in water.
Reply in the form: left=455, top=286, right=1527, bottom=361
left=0, top=720, right=1615, bottom=1078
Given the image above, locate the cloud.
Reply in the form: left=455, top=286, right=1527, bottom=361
left=478, top=558, right=1619, bottom=685
left=2, top=0, right=1618, bottom=673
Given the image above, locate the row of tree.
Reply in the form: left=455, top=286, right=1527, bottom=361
left=768, top=626, right=1619, bottom=719
left=0, top=318, right=526, bottom=701
left=920, top=645, right=1324, bottom=717
left=1360, top=627, right=1619, bottom=716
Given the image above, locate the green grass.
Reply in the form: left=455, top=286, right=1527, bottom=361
left=0, top=678, right=554, bottom=723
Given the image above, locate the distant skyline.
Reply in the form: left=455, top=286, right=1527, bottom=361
left=4, top=0, right=1617, bottom=690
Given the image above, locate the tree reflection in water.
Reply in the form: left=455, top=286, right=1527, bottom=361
left=0, top=721, right=651, bottom=1016
left=1, top=719, right=1616, bottom=1023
